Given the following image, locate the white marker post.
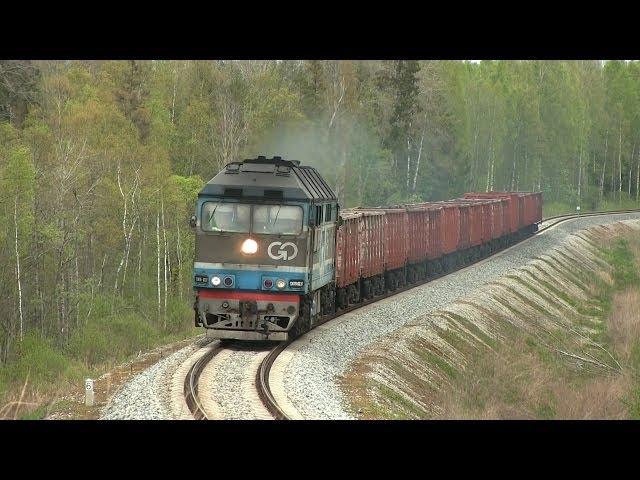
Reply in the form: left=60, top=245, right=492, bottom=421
left=576, top=205, right=581, bottom=216
left=85, top=378, right=94, bottom=407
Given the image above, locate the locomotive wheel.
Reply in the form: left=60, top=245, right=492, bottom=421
left=289, top=295, right=312, bottom=339
left=320, top=285, right=336, bottom=316
left=326, top=287, right=336, bottom=315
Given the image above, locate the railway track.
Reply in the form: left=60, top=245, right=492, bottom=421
left=188, top=208, right=640, bottom=420
left=183, top=343, right=222, bottom=420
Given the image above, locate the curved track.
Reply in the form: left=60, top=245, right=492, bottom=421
left=183, top=344, right=222, bottom=420
left=190, top=208, right=640, bottom=420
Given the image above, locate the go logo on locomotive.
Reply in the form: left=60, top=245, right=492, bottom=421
left=267, top=241, right=298, bottom=261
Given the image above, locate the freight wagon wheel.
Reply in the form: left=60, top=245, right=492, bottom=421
left=347, top=284, right=360, bottom=305
left=407, top=268, right=414, bottom=284
left=435, top=260, right=443, bottom=274
left=363, top=279, right=374, bottom=300
left=336, top=288, right=348, bottom=310
left=385, top=274, right=396, bottom=292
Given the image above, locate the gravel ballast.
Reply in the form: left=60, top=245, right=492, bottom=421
left=205, top=347, right=272, bottom=420
left=100, top=344, right=199, bottom=420
left=282, top=213, right=640, bottom=420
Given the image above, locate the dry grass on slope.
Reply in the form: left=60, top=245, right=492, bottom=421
left=342, top=220, right=640, bottom=420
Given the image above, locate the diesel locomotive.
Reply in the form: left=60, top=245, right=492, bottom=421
left=191, top=156, right=339, bottom=341
left=191, top=156, right=543, bottom=342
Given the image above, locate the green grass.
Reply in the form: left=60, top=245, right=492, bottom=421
left=534, top=400, right=557, bottom=419
left=434, top=326, right=474, bottom=354
left=446, top=312, right=497, bottom=348
left=412, top=346, right=459, bottom=380
left=603, top=239, right=640, bottom=289
left=19, top=404, right=49, bottom=420
left=624, top=341, right=640, bottom=419
left=374, top=381, right=427, bottom=419
left=0, top=292, right=197, bottom=413
left=350, top=227, right=640, bottom=419
left=501, top=278, right=558, bottom=317
left=544, top=202, right=581, bottom=218
left=542, top=198, right=640, bottom=219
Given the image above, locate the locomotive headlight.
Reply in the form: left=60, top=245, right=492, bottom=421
left=211, top=276, right=221, bottom=286
left=276, top=278, right=286, bottom=289
left=241, top=238, right=258, bottom=255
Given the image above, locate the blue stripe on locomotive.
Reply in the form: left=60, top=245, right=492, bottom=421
left=193, top=266, right=311, bottom=294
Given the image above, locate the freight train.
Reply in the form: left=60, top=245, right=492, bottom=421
left=191, top=156, right=542, bottom=341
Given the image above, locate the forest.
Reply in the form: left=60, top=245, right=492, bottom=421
left=1, top=60, right=640, bottom=406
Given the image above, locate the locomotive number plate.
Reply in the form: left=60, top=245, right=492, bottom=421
left=289, top=280, right=304, bottom=288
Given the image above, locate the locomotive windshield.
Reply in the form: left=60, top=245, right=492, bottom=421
left=201, top=202, right=302, bottom=235
left=202, top=202, right=251, bottom=233
left=253, top=205, right=303, bottom=235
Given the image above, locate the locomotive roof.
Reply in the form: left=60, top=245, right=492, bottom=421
left=199, top=156, right=337, bottom=202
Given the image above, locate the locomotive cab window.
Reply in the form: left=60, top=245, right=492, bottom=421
left=253, top=205, right=303, bottom=235
left=314, top=205, right=323, bottom=226
left=201, top=202, right=302, bottom=235
left=201, top=202, right=250, bottom=233
left=325, top=204, right=332, bottom=222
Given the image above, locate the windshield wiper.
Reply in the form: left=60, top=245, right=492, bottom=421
left=269, top=206, right=283, bottom=236
left=208, top=204, right=219, bottom=227
left=272, top=206, right=282, bottom=227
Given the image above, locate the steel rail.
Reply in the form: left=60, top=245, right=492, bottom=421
left=184, top=344, right=222, bottom=420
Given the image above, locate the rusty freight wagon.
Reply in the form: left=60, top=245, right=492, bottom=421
left=464, top=191, right=542, bottom=236
left=335, top=209, right=360, bottom=289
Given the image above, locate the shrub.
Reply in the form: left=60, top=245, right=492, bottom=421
left=67, top=313, right=162, bottom=366
left=0, top=332, right=82, bottom=389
